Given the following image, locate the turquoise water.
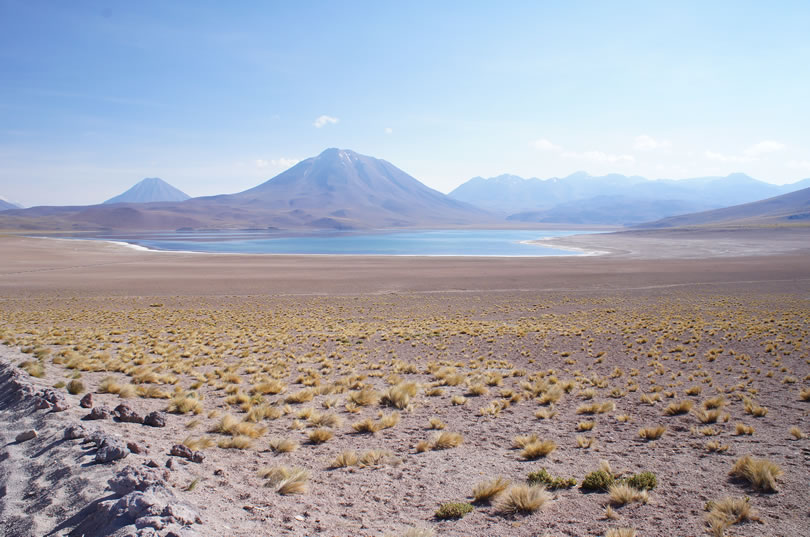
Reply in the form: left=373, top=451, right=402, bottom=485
left=84, top=229, right=596, bottom=256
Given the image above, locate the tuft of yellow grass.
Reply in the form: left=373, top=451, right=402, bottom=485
left=268, top=437, right=299, bottom=453
left=705, top=496, right=759, bottom=537
left=664, top=400, right=693, bottom=416
left=734, top=423, right=755, bottom=435
left=428, top=417, right=445, bottom=430
left=472, top=477, right=510, bottom=503
left=431, top=431, right=464, bottom=450
left=331, top=450, right=359, bottom=468
left=608, top=483, right=649, bottom=506
left=605, top=529, right=637, bottom=537
left=789, top=426, right=804, bottom=440
left=218, top=435, right=253, bottom=449
left=167, top=392, right=203, bottom=414
left=496, top=484, right=552, bottom=514
left=259, top=465, right=309, bottom=495
left=729, top=455, right=783, bottom=492
left=576, top=401, right=615, bottom=415
left=520, top=439, right=556, bottom=460
left=307, top=428, right=333, bottom=444
left=535, top=408, right=557, bottom=419
left=638, top=425, right=666, bottom=441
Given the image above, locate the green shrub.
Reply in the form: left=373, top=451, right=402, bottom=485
left=581, top=470, right=614, bottom=491
left=527, top=468, right=577, bottom=489
left=435, top=502, right=474, bottom=520
left=625, top=471, right=657, bottom=490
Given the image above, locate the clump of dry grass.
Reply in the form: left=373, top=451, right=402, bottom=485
left=608, top=483, right=649, bottom=506
left=496, top=484, right=552, bottom=514
left=167, top=392, right=203, bottom=414
left=789, top=426, right=804, bottom=439
left=535, top=408, right=557, bottom=419
left=729, top=455, right=783, bottom=492
left=706, top=440, right=729, bottom=453
left=349, top=386, right=381, bottom=406
left=284, top=388, right=315, bottom=404
left=428, top=417, right=445, bottom=430
left=638, top=425, right=666, bottom=440
left=331, top=450, right=359, bottom=468
left=427, top=431, right=464, bottom=450
left=218, top=435, right=253, bottom=449
left=472, top=477, right=510, bottom=503
left=705, top=496, right=759, bottom=537
left=512, top=433, right=539, bottom=449
left=743, top=399, right=768, bottom=417
left=576, top=401, right=615, bottom=415
left=664, top=400, right=693, bottom=416
left=268, top=437, right=299, bottom=453
left=703, top=396, right=727, bottom=409
left=576, top=436, right=596, bottom=449
left=182, top=435, right=215, bottom=450
left=734, top=423, right=755, bottom=435
left=694, top=408, right=728, bottom=424
left=451, top=395, right=467, bottom=406
left=800, top=387, right=810, bottom=401
left=251, top=380, right=286, bottom=395
left=520, top=439, right=556, bottom=460
left=577, top=420, right=595, bottom=431
left=259, top=465, right=309, bottom=495
left=307, top=428, right=333, bottom=444
left=381, top=382, right=418, bottom=409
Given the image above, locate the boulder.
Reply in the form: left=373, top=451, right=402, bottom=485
left=87, top=405, right=112, bottom=420
left=143, top=411, right=167, bottom=428
left=15, top=430, right=37, bottom=443
left=79, top=393, right=93, bottom=408
left=96, top=438, right=129, bottom=463
left=114, top=404, right=144, bottom=424
left=64, top=424, right=87, bottom=440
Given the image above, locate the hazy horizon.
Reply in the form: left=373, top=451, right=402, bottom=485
left=2, top=1, right=809, bottom=206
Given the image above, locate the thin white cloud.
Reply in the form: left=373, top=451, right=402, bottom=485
left=744, top=140, right=785, bottom=156
left=255, top=158, right=298, bottom=169
left=634, top=135, right=671, bottom=151
left=530, top=138, right=563, bottom=152
left=313, top=115, right=339, bottom=128
left=704, top=151, right=754, bottom=164
left=787, top=159, right=810, bottom=171
left=562, top=150, right=635, bottom=164
left=384, top=127, right=393, bottom=135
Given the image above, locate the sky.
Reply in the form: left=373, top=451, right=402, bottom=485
left=1, top=1, right=810, bottom=207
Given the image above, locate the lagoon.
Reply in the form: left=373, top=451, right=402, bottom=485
left=76, top=229, right=599, bottom=256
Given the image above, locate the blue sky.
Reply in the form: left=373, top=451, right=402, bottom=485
left=1, top=1, right=809, bottom=206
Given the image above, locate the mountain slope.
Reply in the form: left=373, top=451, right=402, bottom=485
left=0, top=197, right=21, bottom=211
left=637, top=187, right=810, bottom=228
left=104, top=178, right=190, bottom=204
left=0, top=149, right=493, bottom=231
left=507, top=196, right=715, bottom=226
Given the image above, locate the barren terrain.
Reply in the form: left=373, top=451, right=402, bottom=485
left=0, top=233, right=808, bottom=537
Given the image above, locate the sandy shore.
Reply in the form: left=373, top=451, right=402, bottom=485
left=1, top=232, right=808, bottom=537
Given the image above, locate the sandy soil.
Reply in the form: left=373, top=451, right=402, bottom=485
left=0, top=233, right=809, bottom=537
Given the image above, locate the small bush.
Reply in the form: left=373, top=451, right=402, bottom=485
left=435, top=502, right=474, bottom=520
left=625, top=471, right=657, bottom=490
left=638, top=425, right=666, bottom=440
left=520, top=439, right=556, bottom=460
left=581, top=470, right=614, bottom=491
left=664, top=400, right=693, bottom=416
left=527, top=468, right=576, bottom=489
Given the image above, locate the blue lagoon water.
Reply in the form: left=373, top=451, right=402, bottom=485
left=78, top=229, right=597, bottom=256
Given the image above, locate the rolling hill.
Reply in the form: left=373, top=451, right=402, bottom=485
left=637, top=186, right=810, bottom=228
left=0, top=197, right=21, bottom=211
left=104, top=178, right=190, bottom=204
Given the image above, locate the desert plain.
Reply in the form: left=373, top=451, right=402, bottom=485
left=0, top=230, right=809, bottom=537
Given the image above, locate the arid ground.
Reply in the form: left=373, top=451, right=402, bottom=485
left=1, top=231, right=808, bottom=537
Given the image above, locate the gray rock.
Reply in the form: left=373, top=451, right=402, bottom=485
left=64, top=424, right=87, bottom=440
left=169, top=444, right=204, bottom=464
left=143, top=411, right=167, bottom=428
left=80, top=393, right=93, bottom=408
left=34, top=397, right=52, bottom=410
left=127, top=441, right=145, bottom=454
left=114, top=404, right=144, bottom=424
left=96, top=438, right=129, bottom=463
left=87, top=405, right=112, bottom=420
left=15, top=430, right=37, bottom=443
left=109, top=465, right=166, bottom=495
left=40, top=389, right=69, bottom=412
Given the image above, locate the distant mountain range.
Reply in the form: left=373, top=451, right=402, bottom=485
left=2, top=149, right=809, bottom=232
left=450, top=172, right=810, bottom=225
left=0, top=197, right=22, bottom=211
left=0, top=149, right=492, bottom=231
left=638, top=186, right=810, bottom=228
left=104, top=177, right=190, bottom=204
